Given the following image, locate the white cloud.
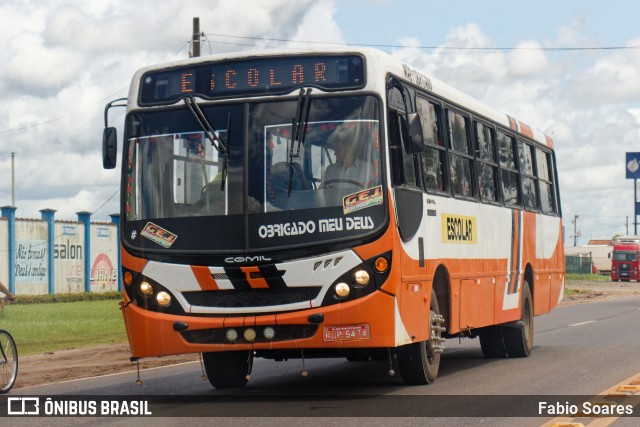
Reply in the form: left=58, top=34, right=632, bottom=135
left=508, top=41, right=549, bottom=77
left=392, top=22, right=640, bottom=241
left=5, top=31, right=87, bottom=95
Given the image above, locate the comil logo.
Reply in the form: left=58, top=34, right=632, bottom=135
left=7, top=397, right=40, bottom=415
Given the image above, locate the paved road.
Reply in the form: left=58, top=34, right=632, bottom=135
left=5, top=295, right=640, bottom=426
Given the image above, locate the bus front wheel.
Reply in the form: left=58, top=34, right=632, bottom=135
left=397, top=290, right=444, bottom=385
left=202, top=350, right=253, bottom=389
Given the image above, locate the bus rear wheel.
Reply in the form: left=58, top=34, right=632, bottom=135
left=503, top=281, right=533, bottom=358
left=479, top=327, right=507, bottom=358
left=397, top=290, right=445, bottom=385
left=202, top=350, right=253, bottom=389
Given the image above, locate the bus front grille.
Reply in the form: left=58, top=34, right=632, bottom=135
left=181, top=287, right=321, bottom=308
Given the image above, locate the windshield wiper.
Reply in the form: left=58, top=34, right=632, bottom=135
left=288, top=88, right=312, bottom=195
left=183, top=96, right=230, bottom=191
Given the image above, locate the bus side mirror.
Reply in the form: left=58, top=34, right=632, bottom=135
left=403, top=112, right=425, bottom=154
left=103, top=127, right=118, bottom=169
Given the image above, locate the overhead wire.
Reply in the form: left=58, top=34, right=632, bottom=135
left=204, top=32, right=640, bottom=52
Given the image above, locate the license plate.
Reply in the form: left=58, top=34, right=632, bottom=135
left=323, top=324, right=370, bottom=341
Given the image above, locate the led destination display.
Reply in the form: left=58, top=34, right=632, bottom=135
left=139, top=55, right=365, bottom=105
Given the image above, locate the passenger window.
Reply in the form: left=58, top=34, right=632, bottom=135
left=519, top=140, right=538, bottom=211
left=536, top=148, right=557, bottom=214
left=447, top=111, right=474, bottom=198
left=497, top=131, right=520, bottom=207
left=475, top=122, right=498, bottom=203
left=416, top=97, right=445, bottom=192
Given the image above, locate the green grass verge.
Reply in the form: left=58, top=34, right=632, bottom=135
left=565, top=273, right=611, bottom=282
left=0, top=298, right=127, bottom=356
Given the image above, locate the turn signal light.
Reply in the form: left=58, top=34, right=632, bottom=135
left=123, top=271, right=133, bottom=286
left=374, top=256, right=389, bottom=272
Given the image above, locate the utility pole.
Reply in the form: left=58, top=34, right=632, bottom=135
left=190, top=17, right=201, bottom=58
left=572, top=215, right=579, bottom=246
left=627, top=216, right=630, bottom=235
left=11, top=152, right=15, bottom=207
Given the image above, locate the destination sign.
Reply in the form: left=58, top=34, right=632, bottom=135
left=139, top=55, right=365, bottom=105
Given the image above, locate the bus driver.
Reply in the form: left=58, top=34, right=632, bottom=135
left=323, top=124, right=371, bottom=189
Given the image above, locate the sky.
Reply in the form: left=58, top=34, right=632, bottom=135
left=0, top=0, right=639, bottom=245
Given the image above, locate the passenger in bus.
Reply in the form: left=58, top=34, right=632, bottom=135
left=322, top=126, right=372, bottom=189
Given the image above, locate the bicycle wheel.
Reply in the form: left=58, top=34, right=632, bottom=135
left=0, top=329, right=18, bottom=393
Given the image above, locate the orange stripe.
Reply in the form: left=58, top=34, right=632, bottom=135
left=191, top=266, right=219, bottom=290
left=120, top=244, right=148, bottom=272
left=241, top=266, right=270, bottom=289
left=518, top=121, right=534, bottom=138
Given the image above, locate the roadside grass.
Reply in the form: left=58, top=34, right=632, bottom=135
left=0, top=298, right=127, bottom=356
left=565, top=273, right=610, bottom=282
left=0, top=274, right=615, bottom=356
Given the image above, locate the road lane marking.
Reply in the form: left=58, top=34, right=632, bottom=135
left=568, top=321, right=596, bottom=327
left=540, top=372, right=640, bottom=427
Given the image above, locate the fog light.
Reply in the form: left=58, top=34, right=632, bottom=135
left=156, top=291, right=171, bottom=307
left=244, top=328, right=257, bottom=342
left=139, top=281, right=153, bottom=295
left=335, top=282, right=350, bottom=298
left=353, top=270, right=370, bottom=287
left=226, top=329, right=238, bottom=342
left=263, top=327, right=276, bottom=340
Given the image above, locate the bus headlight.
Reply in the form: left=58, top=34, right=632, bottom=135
left=156, top=291, right=172, bottom=307
left=335, top=282, right=351, bottom=298
left=139, top=281, right=154, bottom=296
left=353, top=270, right=370, bottom=287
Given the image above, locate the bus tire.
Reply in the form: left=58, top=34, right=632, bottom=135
left=503, top=281, right=533, bottom=358
left=397, top=290, right=442, bottom=385
left=479, top=327, right=507, bottom=358
left=202, top=350, right=253, bottom=389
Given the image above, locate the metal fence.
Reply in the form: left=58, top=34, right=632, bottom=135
left=565, top=253, right=593, bottom=274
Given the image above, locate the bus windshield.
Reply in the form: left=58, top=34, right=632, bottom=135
left=122, top=95, right=385, bottom=256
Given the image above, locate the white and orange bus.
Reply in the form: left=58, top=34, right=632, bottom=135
left=102, top=47, right=564, bottom=388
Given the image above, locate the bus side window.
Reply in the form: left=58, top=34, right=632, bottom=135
left=416, top=97, right=445, bottom=193
left=536, top=148, right=557, bottom=214
left=446, top=110, right=475, bottom=198
left=497, top=131, right=520, bottom=207
left=519, top=140, right=538, bottom=211
left=388, top=108, right=418, bottom=187
left=475, top=122, right=499, bottom=203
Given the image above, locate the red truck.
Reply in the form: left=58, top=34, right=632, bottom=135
left=611, top=237, right=640, bottom=281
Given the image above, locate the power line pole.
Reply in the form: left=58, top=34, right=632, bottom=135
left=11, top=152, right=15, bottom=207
left=572, top=215, right=579, bottom=246
left=627, top=216, right=630, bottom=235
left=190, top=17, right=201, bottom=58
